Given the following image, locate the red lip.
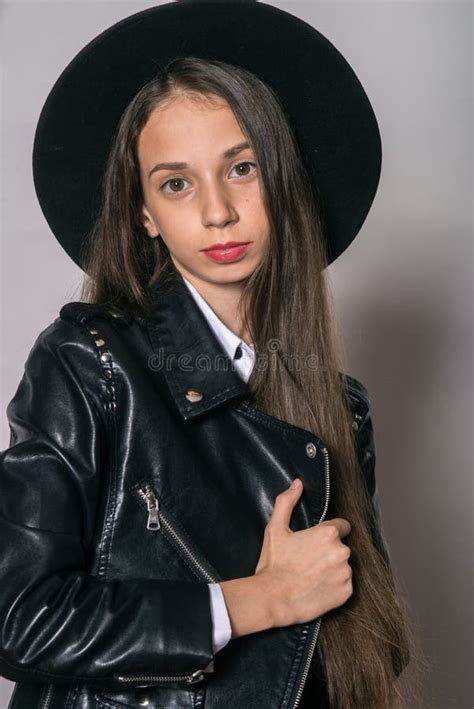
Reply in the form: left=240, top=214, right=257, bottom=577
left=202, top=241, right=251, bottom=251
left=202, top=241, right=253, bottom=264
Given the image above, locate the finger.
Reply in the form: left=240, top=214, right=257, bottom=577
left=320, top=517, right=351, bottom=538
left=269, top=478, right=303, bottom=530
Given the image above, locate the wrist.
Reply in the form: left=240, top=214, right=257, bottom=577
left=253, top=570, right=281, bottom=630
left=219, top=574, right=275, bottom=638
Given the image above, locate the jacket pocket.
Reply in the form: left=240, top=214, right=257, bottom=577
left=95, top=681, right=206, bottom=708
left=92, top=488, right=211, bottom=709
left=129, top=479, right=221, bottom=585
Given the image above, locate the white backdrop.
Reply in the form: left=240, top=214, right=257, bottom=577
left=1, top=1, right=472, bottom=707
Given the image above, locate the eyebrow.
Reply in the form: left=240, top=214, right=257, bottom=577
left=147, top=141, right=251, bottom=180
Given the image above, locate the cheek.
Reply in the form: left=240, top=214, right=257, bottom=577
left=247, top=186, right=269, bottom=223
left=251, top=201, right=271, bottom=237
left=148, top=199, right=188, bottom=233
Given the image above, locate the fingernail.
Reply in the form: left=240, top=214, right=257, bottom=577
left=290, top=478, right=301, bottom=489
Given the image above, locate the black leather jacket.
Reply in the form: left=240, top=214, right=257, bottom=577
left=0, top=265, right=391, bottom=709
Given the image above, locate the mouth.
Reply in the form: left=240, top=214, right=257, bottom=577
left=202, top=241, right=252, bottom=252
left=201, top=241, right=253, bottom=264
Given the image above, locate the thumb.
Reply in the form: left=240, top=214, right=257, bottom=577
left=270, top=478, right=303, bottom=530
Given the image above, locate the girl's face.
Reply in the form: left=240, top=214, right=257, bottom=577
left=138, top=92, right=271, bottom=288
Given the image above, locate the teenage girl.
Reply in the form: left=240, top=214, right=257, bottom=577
left=1, top=3, right=417, bottom=708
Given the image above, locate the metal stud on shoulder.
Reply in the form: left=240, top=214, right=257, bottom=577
left=85, top=321, right=116, bottom=414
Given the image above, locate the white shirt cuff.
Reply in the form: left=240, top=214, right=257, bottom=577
left=202, top=583, right=232, bottom=674
left=208, top=582, right=232, bottom=653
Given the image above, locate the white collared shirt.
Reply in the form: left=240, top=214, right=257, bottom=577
left=182, top=276, right=256, bottom=383
left=182, top=275, right=255, bottom=665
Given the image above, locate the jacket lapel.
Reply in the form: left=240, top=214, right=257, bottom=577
left=145, top=261, right=251, bottom=421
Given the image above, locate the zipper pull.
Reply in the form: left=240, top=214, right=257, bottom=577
left=140, top=484, right=160, bottom=531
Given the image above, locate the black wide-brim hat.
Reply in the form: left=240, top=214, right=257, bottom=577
left=32, top=0, right=382, bottom=271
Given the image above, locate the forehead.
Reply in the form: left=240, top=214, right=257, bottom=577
left=137, top=92, right=246, bottom=160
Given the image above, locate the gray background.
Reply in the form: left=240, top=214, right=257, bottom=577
left=1, top=1, right=472, bottom=706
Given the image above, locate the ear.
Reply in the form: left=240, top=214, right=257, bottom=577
left=141, top=204, right=160, bottom=238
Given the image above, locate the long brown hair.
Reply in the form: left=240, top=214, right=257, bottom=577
left=80, top=57, right=424, bottom=707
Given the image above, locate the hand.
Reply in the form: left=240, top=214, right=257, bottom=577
left=254, top=478, right=353, bottom=627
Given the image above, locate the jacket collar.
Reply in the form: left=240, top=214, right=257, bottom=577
left=145, top=261, right=252, bottom=421
left=181, top=274, right=252, bottom=362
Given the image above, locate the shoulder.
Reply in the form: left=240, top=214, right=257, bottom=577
left=22, top=302, right=135, bottom=401
left=58, top=301, right=134, bottom=328
left=339, top=371, right=371, bottom=434
left=29, top=302, right=132, bottom=357
left=339, top=372, right=377, bottom=497
left=55, top=301, right=135, bottom=352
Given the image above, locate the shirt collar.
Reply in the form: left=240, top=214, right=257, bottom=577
left=182, top=275, right=254, bottom=363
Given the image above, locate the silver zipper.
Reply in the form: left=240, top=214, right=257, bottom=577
left=135, top=482, right=218, bottom=584
left=117, top=668, right=205, bottom=685
left=41, top=684, right=53, bottom=709
left=291, top=445, right=331, bottom=709
left=119, top=483, right=219, bottom=685
left=138, top=483, right=161, bottom=530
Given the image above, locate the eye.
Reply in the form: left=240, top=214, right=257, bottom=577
left=160, top=176, right=191, bottom=195
left=159, top=161, right=257, bottom=196
left=230, top=161, right=257, bottom=178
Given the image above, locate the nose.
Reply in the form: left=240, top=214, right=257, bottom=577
left=200, top=179, right=238, bottom=229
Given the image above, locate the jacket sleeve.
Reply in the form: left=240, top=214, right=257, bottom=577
left=0, top=318, right=214, bottom=689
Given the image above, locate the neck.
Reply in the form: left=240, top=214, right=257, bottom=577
left=179, top=269, right=253, bottom=346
